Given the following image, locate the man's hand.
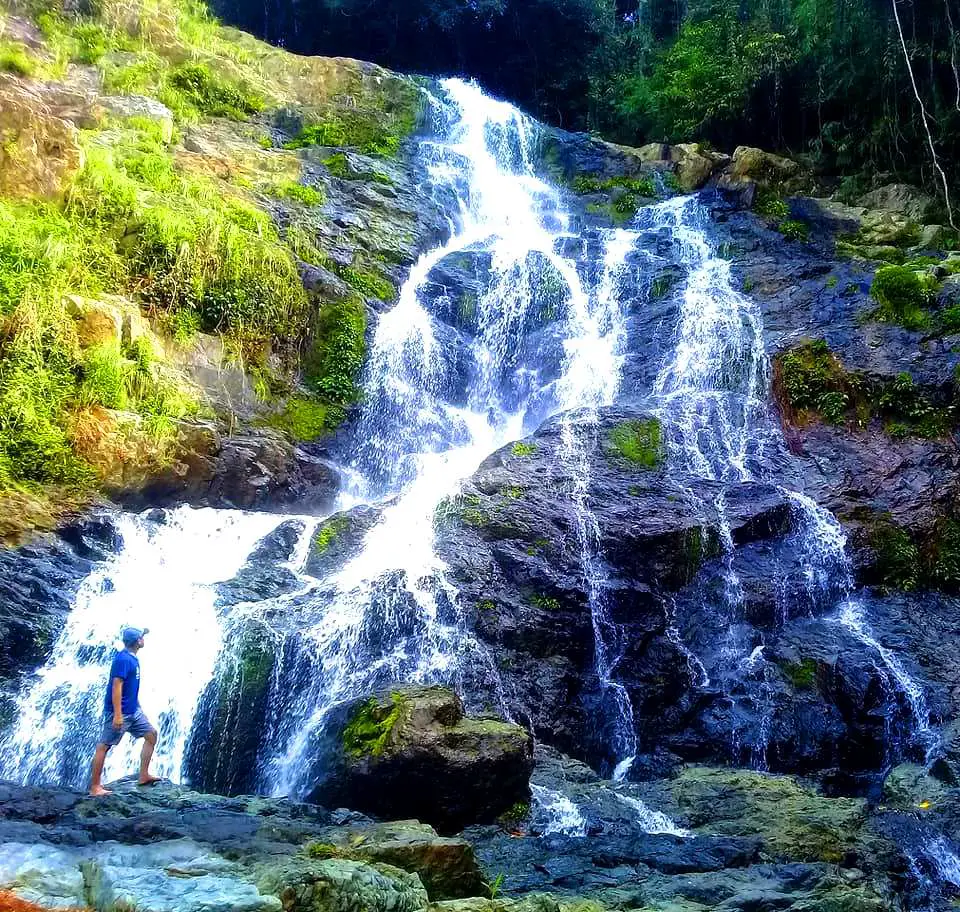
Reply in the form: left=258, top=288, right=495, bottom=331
left=113, top=713, right=124, bottom=730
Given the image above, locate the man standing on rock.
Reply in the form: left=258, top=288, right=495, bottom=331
left=89, top=627, right=161, bottom=796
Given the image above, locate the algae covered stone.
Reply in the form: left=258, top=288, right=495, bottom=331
left=314, top=685, right=534, bottom=834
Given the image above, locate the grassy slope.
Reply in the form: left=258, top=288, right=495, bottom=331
left=0, top=0, right=420, bottom=538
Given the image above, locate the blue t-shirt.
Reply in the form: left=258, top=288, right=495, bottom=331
left=103, top=650, right=140, bottom=715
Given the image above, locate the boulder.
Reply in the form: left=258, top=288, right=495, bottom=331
left=313, top=685, right=534, bottom=834
left=0, top=75, right=84, bottom=199
left=672, top=142, right=721, bottom=192
left=857, top=183, right=937, bottom=223
left=98, top=94, right=174, bottom=144
left=728, top=145, right=800, bottom=185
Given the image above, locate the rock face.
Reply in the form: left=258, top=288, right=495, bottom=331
left=0, top=75, right=84, bottom=199
left=0, top=779, right=486, bottom=910
left=0, top=516, right=121, bottom=716
left=313, top=686, right=534, bottom=834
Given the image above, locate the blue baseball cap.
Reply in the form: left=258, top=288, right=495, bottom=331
left=121, top=626, right=149, bottom=645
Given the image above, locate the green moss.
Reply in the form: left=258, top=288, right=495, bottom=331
left=342, top=692, right=407, bottom=758
left=650, top=273, right=674, bottom=300
left=607, top=418, right=665, bottom=468
left=283, top=101, right=418, bottom=158
left=511, top=441, right=537, bottom=457
left=313, top=515, right=350, bottom=555
left=502, top=485, right=524, bottom=499
left=870, top=265, right=936, bottom=330
left=572, top=174, right=656, bottom=197
left=875, top=372, right=952, bottom=439
left=165, top=62, right=265, bottom=120
left=529, top=594, right=560, bottom=611
left=780, top=658, right=818, bottom=690
left=338, top=266, right=394, bottom=302
left=303, top=296, right=367, bottom=419
left=826, top=275, right=839, bottom=288
left=778, top=219, right=809, bottom=242
left=266, top=396, right=332, bottom=442
left=268, top=180, right=323, bottom=206
left=0, top=39, right=36, bottom=76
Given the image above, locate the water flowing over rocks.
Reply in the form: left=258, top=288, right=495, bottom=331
left=3, top=38, right=960, bottom=912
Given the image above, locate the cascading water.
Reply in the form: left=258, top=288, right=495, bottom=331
left=0, top=508, right=287, bottom=786
left=253, top=79, right=654, bottom=798
left=643, top=194, right=936, bottom=768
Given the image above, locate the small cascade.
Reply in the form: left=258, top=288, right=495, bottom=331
left=0, top=508, right=286, bottom=788
left=646, top=194, right=936, bottom=773
left=614, top=794, right=691, bottom=837
left=530, top=784, right=588, bottom=837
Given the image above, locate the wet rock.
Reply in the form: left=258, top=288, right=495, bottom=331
left=437, top=406, right=793, bottom=772
left=857, top=183, right=936, bottom=223
left=110, top=423, right=340, bottom=514
left=304, top=506, right=383, bottom=579
left=313, top=685, right=534, bottom=834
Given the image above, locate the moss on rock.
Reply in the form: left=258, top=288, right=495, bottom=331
left=607, top=419, right=665, bottom=468
left=343, top=692, right=408, bottom=758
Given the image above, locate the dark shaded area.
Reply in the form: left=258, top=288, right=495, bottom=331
left=213, top=0, right=960, bottom=205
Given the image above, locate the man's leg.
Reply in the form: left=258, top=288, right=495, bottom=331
left=129, top=711, right=161, bottom=785
left=90, top=742, right=113, bottom=796
left=138, top=728, right=159, bottom=785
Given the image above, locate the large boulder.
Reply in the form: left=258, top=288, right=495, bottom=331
left=857, top=183, right=937, bottom=223
left=313, top=685, right=534, bottom=834
left=0, top=75, right=84, bottom=199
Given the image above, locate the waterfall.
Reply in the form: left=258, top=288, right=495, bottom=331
left=0, top=508, right=286, bottom=786
left=255, top=79, right=647, bottom=797
left=646, top=194, right=935, bottom=767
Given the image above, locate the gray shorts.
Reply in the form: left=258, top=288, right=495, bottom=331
left=98, top=709, right=155, bottom=747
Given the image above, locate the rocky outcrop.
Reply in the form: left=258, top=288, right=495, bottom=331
left=0, top=75, right=84, bottom=199
left=313, top=686, right=534, bottom=834
left=0, top=779, right=486, bottom=910
left=0, top=516, right=120, bottom=714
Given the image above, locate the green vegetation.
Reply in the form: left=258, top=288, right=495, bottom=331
left=303, top=297, right=368, bottom=417
left=529, top=594, right=561, bottom=611
left=0, top=38, right=36, bottom=76
left=778, top=220, right=809, bottom=242
left=342, top=692, right=407, bottom=758
left=754, top=190, right=789, bottom=220
left=864, top=514, right=960, bottom=594
left=282, top=105, right=417, bottom=157
left=166, top=62, right=265, bottom=119
left=607, top=418, right=665, bottom=468
left=775, top=340, right=954, bottom=438
left=266, top=396, right=333, bottom=441
left=511, top=441, right=537, bottom=458
left=779, top=658, right=818, bottom=691
left=313, top=515, right=350, bottom=554
left=870, top=265, right=937, bottom=331
left=268, top=180, right=324, bottom=206
left=339, top=266, right=395, bottom=302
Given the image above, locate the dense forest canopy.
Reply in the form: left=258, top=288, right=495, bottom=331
left=216, top=0, right=960, bottom=203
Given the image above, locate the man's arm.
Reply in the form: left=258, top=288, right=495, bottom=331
left=112, top=677, right=124, bottom=728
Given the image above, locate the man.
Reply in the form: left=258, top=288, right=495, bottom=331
left=89, top=626, right=161, bottom=797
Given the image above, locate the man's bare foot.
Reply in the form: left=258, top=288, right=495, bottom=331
left=89, top=785, right=112, bottom=797
left=137, top=775, right=162, bottom=786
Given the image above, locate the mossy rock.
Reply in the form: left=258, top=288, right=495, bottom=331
left=315, top=685, right=533, bottom=834
left=670, top=766, right=868, bottom=864
left=606, top=419, right=665, bottom=468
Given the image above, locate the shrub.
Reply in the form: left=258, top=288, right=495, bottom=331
left=775, top=340, right=855, bottom=425
left=304, top=296, right=367, bottom=414
left=870, top=265, right=934, bottom=330
left=165, top=62, right=264, bottom=120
